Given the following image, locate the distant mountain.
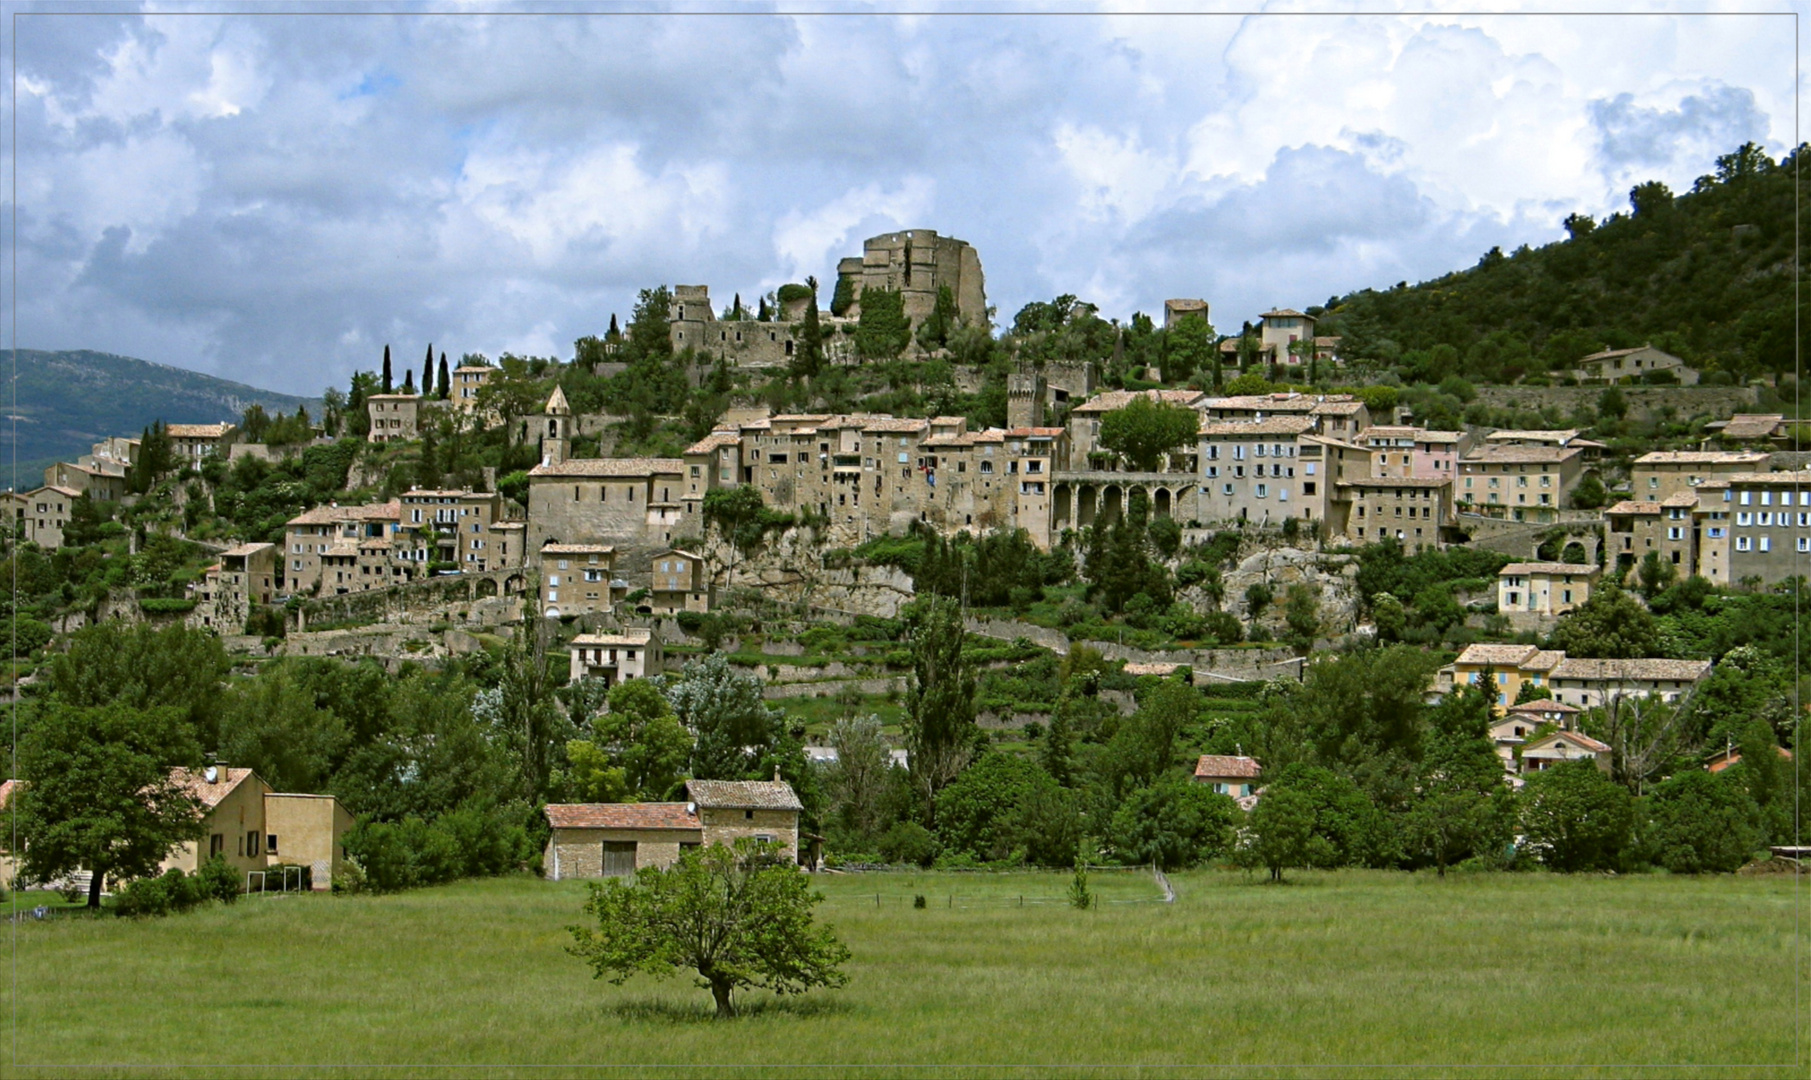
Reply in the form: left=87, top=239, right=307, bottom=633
left=5, top=349, right=321, bottom=485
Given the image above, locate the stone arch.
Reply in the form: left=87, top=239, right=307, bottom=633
left=1154, top=487, right=1172, bottom=519
left=548, top=418, right=560, bottom=438
left=1102, top=484, right=1124, bottom=523
left=475, top=576, right=499, bottom=599
left=504, top=574, right=527, bottom=595
left=1078, top=485, right=1098, bottom=529
left=1053, top=484, right=1073, bottom=529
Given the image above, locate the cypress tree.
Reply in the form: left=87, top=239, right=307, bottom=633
left=437, top=352, right=451, bottom=399
left=382, top=345, right=393, bottom=393
left=607, top=314, right=620, bottom=340
left=793, top=275, right=824, bottom=378
left=423, top=344, right=434, bottom=396
left=402, top=369, right=416, bottom=394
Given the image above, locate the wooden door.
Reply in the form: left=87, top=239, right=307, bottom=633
left=601, top=842, right=637, bottom=877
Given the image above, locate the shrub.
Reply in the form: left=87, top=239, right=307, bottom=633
left=1641, top=770, right=1761, bottom=874
left=343, top=803, right=535, bottom=893
left=878, top=821, right=935, bottom=866
left=196, top=855, right=242, bottom=904
left=114, top=868, right=203, bottom=917
left=137, top=598, right=197, bottom=615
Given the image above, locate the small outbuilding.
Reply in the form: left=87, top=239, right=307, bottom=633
left=543, top=778, right=805, bottom=880
left=1519, top=730, right=1611, bottom=775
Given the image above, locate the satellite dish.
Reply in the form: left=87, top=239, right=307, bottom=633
left=204, top=766, right=218, bottom=784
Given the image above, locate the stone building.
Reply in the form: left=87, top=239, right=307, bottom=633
left=1715, top=469, right=1811, bottom=586
left=1196, top=416, right=1320, bottom=528
left=43, top=460, right=125, bottom=503
left=1631, top=451, right=1768, bottom=501
left=1336, top=476, right=1454, bottom=553
left=450, top=365, right=496, bottom=413
left=1574, top=344, right=1698, bottom=385
left=1457, top=444, right=1588, bottom=521
left=1067, top=389, right=1207, bottom=466
left=1606, top=493, right=1699, bottom=578
left=167, top=423, right=240, bottom=462
left=1358, top=427, right=1468, bottom=480
left=540, top=544, right=615, bottom=618
left=1258, top=308, right=1315, bottom=365
left=397, top=489, right=507, bottom=569
left=526, top=457, right=689, bottom=555
left=542, top=778, right=804, bottom=880
left=1496, top=562, right=1599, bottom=617
left=1163, top=298, right=1209, bottom=329
left=568, top=628, right=662, bottom=685
left=648, top=548, right=711, bottom=614
left=201, top=542, right=279, bottom=630
left=8, top=485, right=80, bottom=549
left=1445, top=644, right=1711, bottom=712
left=366, top=394, right=422, bottom=443
left=834, top=229, right=986, bottom=327
left=281, top=500, right=403, bottom=595
left=669, top=286, right=800, bottom=368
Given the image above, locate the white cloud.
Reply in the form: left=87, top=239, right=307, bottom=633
left=771, top=177, right=936, bottom=287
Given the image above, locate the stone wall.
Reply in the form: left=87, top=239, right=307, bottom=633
left=699, top=807, right=800, bottom=864
left=1471, top=385, right=1758, bottom=421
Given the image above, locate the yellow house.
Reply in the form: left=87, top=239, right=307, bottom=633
left=1450, top=643, right=1565, bottom=712
left=1496, top=562, right=1599, bottom=617
left=161, top=767, right=273, bottom=879
left=263, top=793, right=356, bottom=891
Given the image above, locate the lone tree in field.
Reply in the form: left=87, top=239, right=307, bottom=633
left=13, top=702, right=205, bottom=908
left=567, top=839, right=850, bottom=1018
left=903, top=596, right=979, bottom=813
left=1098, top=396, right=1200, bottom=472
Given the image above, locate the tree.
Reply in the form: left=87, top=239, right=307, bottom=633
left=590, top=679, right=693, bottom=800
left=1550, top=584, right=1659, bottom=659
left=490, top=617, right=567, bottom=800
left=1629, top=180, right=1674, bottom=216
left=663, top=653, right=788, bottom=782
left=1571, top=472, right=1609, bottom=510
left=423, top=344, right=434, bottom=399
left=855, top=287, right=911, bottom=360
left=1642, top=769, right=1760, bottom=874
left=382, top=345, right=393, bottom=394
left=567, top=839, right=850, bottom=1018
left=1518, top=760, right=1634, bottom=871
left=825, top=714, right=890, bottom=841
left=1404, top=687, right=1510, bottom=876
left=216, top=664, right=350, bottom=794
left=14, top=703, right=204, bottom=907
left=1163, top=313, right=1214, bottom=384
left=438, top=353, right=451, bottom=400
left=1636, top=550, right=1676, bottom=598
left=1097, top=396, right=1199, bottom=472
left=1598, top=385, right=1627, bottom=421
left=1107, top=777, right=1239, bottom=869
left=1104, top=676, right=1195, bottom=795
left=51, top=622, right=230, bottom=750
left=702, top=486, right=782, bottom=591
left=902, top=597, right=979, bottom=811
left=1283, top=584, right=1321, bottom=655
left=1241, top=787, right=1315, bottom=882
left=792, top=275, right=825, bottom=378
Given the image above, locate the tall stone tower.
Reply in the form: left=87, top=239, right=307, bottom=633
left=1007, top=366, right=1046, bottom=429
left=539, top=385, right=571, bottom=467
left=834, top=230, right=986, bottom=328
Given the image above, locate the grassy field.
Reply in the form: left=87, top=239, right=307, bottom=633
left=5, top=868, right=1803, bottom=1078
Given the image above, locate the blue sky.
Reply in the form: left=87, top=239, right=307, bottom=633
left=3, top=3, right=1799, bottom=396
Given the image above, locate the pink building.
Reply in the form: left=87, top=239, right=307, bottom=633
left=1359, top=426, right=1469, bottom=481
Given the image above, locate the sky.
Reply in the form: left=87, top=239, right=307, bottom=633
left=2, top=2, right=1800, bottom=396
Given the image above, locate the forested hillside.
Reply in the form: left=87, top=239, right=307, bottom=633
left=10, top=349, right=319, bottom=479
left=1319, top=142, right=1805, bottom=384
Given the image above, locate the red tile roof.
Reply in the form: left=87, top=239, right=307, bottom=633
left=544, top=803, right=701, bottom=830
left=1194, top=755, right=1262, bottom=780
left=169, top=767, right=259, bottom=809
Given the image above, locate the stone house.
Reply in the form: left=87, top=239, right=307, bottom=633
left=541, top=544, right=615, bottom=618
left=1457, top=444, right=1587, bottom=521
left=1163, top=298, right=1208, bottom=329
left=1196, top=416, right=1320, bottom=528
left=1712, top=470, right=1811, bottom=587
left=669, top=285, right=799, bottom=368
left=451, top=365, right=496, bottom=414
left=167, top=422, right=240, bottom=462
left=1606, top=493, right=1699, bottom=579
left=43, top=460, right=125, bottom=503
left=281, top=500, right=402, bottom=595
left=198, top=541, right=279, bottom=629
left=1068, top=389, right=1207, bottom=466
left=543, top=778, right=804, bottom=880
left=1702, top=413, right=1789, bottom=450
left=366, top=394, right=422, bottom=443
left=1359, top=427, right=1468, bottom=480
left=397, top=488, right=506, bottom=568
left=568, top=628, right=661, bottom=686
left=648, top=548, right=710, bottom=614
left=1574, top=344, right=1698, bottom=385
left=1497, top=562, right=1599, bottom=617
left=833, top=229, right=986, bottom=328
left=484, top=521, right=526, bottom=573
left=1488, top=701, right=1581, bottom=771
left=1481, top=429, right=1606, bottom=464
left=1518, top=730, right=1612, bottom=774
left=1258, top=308, right=1316, bottom=366
left=1193, top=755, right=1261, bottom=798
left=1631, top=451, right=1769, bottom=501
left=8, top=485, right=81, bottom=549
left=1335, top=476, right=1453, bottom=553
left=1450, top=643, right=1566, bottom=712
left=1545, top=657, right=1712, bottom=710
left=161, top=767, right=275, bottom=880
left=262, top=792, right=355, bottom=891
left=526, top=457, right=688, bottom=554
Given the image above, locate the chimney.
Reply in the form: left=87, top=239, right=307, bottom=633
left=773, top=764, right=782, bottom=782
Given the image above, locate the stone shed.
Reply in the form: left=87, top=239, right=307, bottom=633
left=543, top=779, right=805, bottom=880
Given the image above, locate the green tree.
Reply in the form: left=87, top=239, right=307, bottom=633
left=422, top=344, right=435, bottom=399
left=50, top=622, right=230, bottom=750
left=1163, top=313, right=1215, bottom=384
left=491, top=618, right=567, bottom=800
left=1642, top=769, right=1760, bottom=874
left=591, top=679, right=694, bottom=800
left=1518, top=760, right=1635, bottom=871
left=1404, top=687, right=1510, bottom=876
left=903, top=597, right=979, bottom=810
left=562, top=740, right=630, bottom=803
left=1241, top=787, right=1316, bottom=882
left=825, top=714, right=891, bottom=842
left=1550, top=583, right=1659, bottom=659
left=14, top=703, right=204, bottom=907
left=1097, top=396, right=1200, bottom=471
left=855, top=288, right=911, bottom=360
left=216, top=664, right=350, bottom=794
left=1283, top=584, right=1321, bottom=655
left=1598, top=385, right=1627, bottom=420
left=792, top=275, right=825, bottom=379
left=438, top=353, right=451, bottom=400
left=1106, top=777, right=1239, bottom=870
left=702, top=485, right=784, bottom=591
left=567, top=839, right=850, bottom=1019
left=663, top=653, right=788, bottom=782
left=1104, top=676, right=1195, bottom=794
left=1571, top=472, right=1609, bottom=510
left=1636, top=550, right=1676, bottom=598
left=381, top=344, right=393, bottom=393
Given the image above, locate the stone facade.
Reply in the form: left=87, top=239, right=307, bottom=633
left=1631, top=451, right=1770, bottom=502
left=366, top=394, right=421, bottom=443
left=526, top=457, right=690, bottom=555
left=835, top=229, right=985, bottom=327
left=670, top=286, right=801, bottom=368
left=541, top=544, right=615, bottom=618
left=569, top=628, right=661, bottom=685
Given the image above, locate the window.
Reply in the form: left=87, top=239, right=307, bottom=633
left=1256, top=484, right=1268, bottom=498
left=1760, top=536, right=1771, bottom=552
left=1305, top=463, right=1316, bottom=476
left=210, top=834, right=224, bottom=858
left=1798, top=537, right=1809, bottom=553
left=247, top=831, right=261, bottom=857
left=744, top=810, right=754, bottom=820
left=1708, top=527, right=1725, bottom=539
left=267, top=835, right=279, bottom=854
left=1738, top=513, right=1753, bottom=526
left=1736, top=536, right=1752, bottom=552
left=1221, top=483, right=1234, bottom=496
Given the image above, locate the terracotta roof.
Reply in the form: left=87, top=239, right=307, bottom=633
left=1659, top=491, right=1701, bottom=508
left=1198, top=416, right=1318, bottom=437
left=1506, top=699, right=1581, bottom=715
left=1003, top=427, right=1065, bottom=438
left=1527, top=650, right=1565, bottom=672
left=1483, top=429, right=1580, bottom=444
left=1261, top=308, right=1311, bottom=319
left=366, top=394, right=420, bottom=402
left=1500, top=562, right=1600, bottom=577
left=219, top=542, right=275, bottom=557
left=1072, top=389, right=1206, bottom=415
left=542, top=544, right=614, bottom=555
left=573, top=628, right=654, bottom=647
left=1549, top=657, right=1712, bottom=683
left=1605, top=500, right=1662, bottom=516
left=651, top=547, right=703, bottom=562
left=860, top=418, right=931, bottom=434
left=1462, top=444, right=1581, bottom=465
left=41, top=485, right=83, bottom=498
left=544, top=803, right=701, bottom=830
left=1454, top=643, right=1540, bottom=667
left=1635, top=451, right=1768, bottom=465
left=1707, top=746, right=1793, bottom=774
left=1194, top=755, right=1262, bottom=780
left=169, top=767, right=259, bottom=809
left=0, top=779, right=13, bottom=808
left=1311, top=401, right=1367, bottom=416
left=528, top=458, right=684, bottom=478
left=1524, top=730, right=1611, bottom=754
left=1717, top=415, right=1786, bottom=439
left=453, top=365, right=495, bottom=374
left=166, top=423, right=235, bottom=439
left=1205, top=393, right=1327, bottom=413
left=1338, top=476, right=1452, bottom=489
left=685, top=779, right=804, bottom=811
left=1724, top=470, right=1811, bottom=486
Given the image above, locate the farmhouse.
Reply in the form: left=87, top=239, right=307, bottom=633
left=568, top=628, right=662, bottom=685
left=1496, top=562, right=1599, bottom=617
left=1193, top=755, right=1261, bottom=798
left=160, top=767, right=274, bottom=879
left=1574, top=344, right=1698, bottom=385
left=1518, top=729, right=1611, bottom=774
left=543, top=779, right=804, bottom=880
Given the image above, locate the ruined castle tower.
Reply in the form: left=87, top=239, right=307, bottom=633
left=834, top=230, right=986, bottom=327
left=1007, top=367, right=1046, bottom=429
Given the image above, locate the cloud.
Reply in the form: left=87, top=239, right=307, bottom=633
left=0, top=7, right=1794, bottom=395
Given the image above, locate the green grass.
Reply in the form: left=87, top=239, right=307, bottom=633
left=773, top=693, right=906, bottom=739
left=6, top=869, right=1803, bottom=1077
